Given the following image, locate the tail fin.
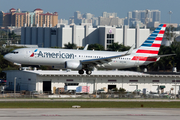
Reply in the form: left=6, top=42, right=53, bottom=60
left=136, top=24, right=166, bottom=56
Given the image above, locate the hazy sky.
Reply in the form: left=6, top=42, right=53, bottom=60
left=0, top=0, right=179, bottom=24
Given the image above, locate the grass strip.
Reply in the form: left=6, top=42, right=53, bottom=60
left=0, top=101, right=180, bottom=108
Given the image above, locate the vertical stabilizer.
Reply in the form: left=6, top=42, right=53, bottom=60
left=136, top=24, right=166, bottom=56
left=132, top=24, right=166, bottom=62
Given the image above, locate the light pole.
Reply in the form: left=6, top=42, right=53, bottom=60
left=169, top=11, right=172, bottom=42
left=175, top=77, right=176, bottom=99
left=14, top=77, right=17, bottom=98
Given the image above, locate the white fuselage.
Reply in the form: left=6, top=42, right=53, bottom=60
left=4, top=48, right=153, bottom=69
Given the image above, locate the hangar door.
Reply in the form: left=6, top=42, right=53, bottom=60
left=108, top=85, right=116, bottom=91
left=43, top=81, right=51, bottom=92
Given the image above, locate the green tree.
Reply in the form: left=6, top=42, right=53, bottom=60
left=0, top=46, right=25, bottom=78
left=0, top=54, right=19, bottom=78
left=119, top=88, right=126, bottom=94
left=0, top=30, right=6, bottom=39
left=9, top=31, right=16, bottom=39
left=164, top=25, right=176, bottom=40
left=147, top=43, right=177, bottom=71
left=107, top=42, right=121, bottom=51
left=107, top=42, right=130, bottom=51
left=64, top=42, right=77, bottom=49
left=88, top=44, right=104, bottom=50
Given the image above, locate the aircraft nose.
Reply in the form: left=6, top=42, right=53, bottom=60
left=4, top=54, right=10, bottom=61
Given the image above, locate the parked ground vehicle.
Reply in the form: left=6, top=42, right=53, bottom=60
left=97, top=89, right=106, bottom=94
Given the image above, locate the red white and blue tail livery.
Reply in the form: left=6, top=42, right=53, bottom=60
left=136, top=24, right=166, bottom=55
left=131, top=24, right=168, bottom=63
left=4, top=24, right=174, bottom=75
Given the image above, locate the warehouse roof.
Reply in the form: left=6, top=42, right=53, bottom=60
left=4, top=70, right=180, bottom=78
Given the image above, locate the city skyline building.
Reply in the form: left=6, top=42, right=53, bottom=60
left=102, top=12, right=117, bottom=18
left=99, top=12, right=123, bottom=26
left=69, top=11, right=94, bottom=25
left=66, top=10, right=163, bottom=27
left=126, top=10, right=161, bottom=27
left=58, top=19, right=68, bottom=25
left=0, top=8, right=58, bottom=27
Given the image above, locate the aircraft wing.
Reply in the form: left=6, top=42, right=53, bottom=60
left=81, top=45, right=134, bottom=65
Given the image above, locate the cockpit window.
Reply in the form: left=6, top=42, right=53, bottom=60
left=11, top=51, right=19, bottom=54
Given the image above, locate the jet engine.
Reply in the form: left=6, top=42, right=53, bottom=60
left=65, top=60, right=82, bottom=70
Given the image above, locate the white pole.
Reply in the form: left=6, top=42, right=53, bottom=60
left=169, top=11, right=172, bottom=41
left=14, top=77, right=17, bottom=98
left=175, top=78, right=176, bottom=99
left=96, top=78, right=97, bottom=96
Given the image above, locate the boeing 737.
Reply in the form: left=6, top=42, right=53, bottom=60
left=4, top=24, right=172, bottom=75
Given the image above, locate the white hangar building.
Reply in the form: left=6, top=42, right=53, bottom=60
left=21, top=24, right=150, bottom=49
left=4, top=70, right=180, bottom=94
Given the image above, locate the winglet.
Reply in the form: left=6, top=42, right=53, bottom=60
left=126, top=44, right=134, bottom=55
left=83, top=44, right=89, bottom=50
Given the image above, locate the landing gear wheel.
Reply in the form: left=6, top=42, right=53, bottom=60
left=78, top=70, right=84, bottom=74
left=86, top=70, right=92, bottom=75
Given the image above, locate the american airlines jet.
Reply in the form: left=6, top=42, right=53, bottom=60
left=4, top=24, right=171, bottom=75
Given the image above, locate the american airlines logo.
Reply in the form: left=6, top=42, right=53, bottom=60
left=30, top=49, right=38, bottom=57
left=31, top=49, right=74, bottom=59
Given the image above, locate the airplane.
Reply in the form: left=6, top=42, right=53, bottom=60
left=4, top=24, right=172, bottom=75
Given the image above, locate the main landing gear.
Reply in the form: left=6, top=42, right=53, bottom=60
left=78, top=70, right=84, bottom=74
left=78, top=70, right=92, bottom=75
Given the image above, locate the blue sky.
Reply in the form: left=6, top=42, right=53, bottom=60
left=0, top=0, right=179, bottom=24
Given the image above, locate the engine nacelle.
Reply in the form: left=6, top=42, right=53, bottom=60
left=65, top=60, right=82, bottom=70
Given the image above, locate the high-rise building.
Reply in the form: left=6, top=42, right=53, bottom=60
left=99, top=12, right=123, bottom=26
left=125, top=10, right=161, bottom=27
left=151, top=10, right=161, bottom=23
left=83, top=13, right=94, bottom=19
left=69, top=11, right=95, bottom=25
left=102, top=12, right=117, bottom=18
left=74, top=11, right=81, bottom=19
left=0, top=8, right=58, bottom=27
left=58, top=19, right=68, bottom=25
left=132, top=10, right=139, bottom=20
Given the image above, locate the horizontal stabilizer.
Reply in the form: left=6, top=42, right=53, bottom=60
left=149, top=54, right=176, bottom=58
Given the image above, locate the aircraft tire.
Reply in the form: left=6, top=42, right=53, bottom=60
left=78, top=70, right=84, bottom=74
left=86, top=70, right=92, bottom=75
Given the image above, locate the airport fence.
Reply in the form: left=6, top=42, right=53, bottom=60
left=0, top=91, right=179, bottom=100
